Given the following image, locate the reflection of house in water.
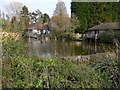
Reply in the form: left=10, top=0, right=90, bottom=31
left=25, top=23, right=50, bottom=38
left=28, top=38, right=52, bottom=58
left=73, top=42, right=82, bottom=46
left=84, top=22, right=120, bottom=41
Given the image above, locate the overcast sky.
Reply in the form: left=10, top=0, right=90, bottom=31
left=0, top=0, right=71, bottom=17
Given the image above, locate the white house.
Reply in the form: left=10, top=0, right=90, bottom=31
left=26, top=23, right=51, bottom=38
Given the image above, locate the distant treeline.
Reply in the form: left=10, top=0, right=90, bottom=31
left=71, top=2, right=120, bottom=33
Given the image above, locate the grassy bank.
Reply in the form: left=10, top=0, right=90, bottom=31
left=2, top=36, right=120, bottom=88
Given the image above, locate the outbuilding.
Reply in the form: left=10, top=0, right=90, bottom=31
left=84, top=22, right=120, bottom=41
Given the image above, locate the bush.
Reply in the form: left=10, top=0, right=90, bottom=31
left=99, top=30, right=119, bottom=43
left=90, top=56, right=120, bottom=88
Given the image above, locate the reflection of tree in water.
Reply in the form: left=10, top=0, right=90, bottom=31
left=28, top=38, right=115, bottom=58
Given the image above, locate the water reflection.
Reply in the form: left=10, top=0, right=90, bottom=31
left=28, top=38, right=114, bottom=58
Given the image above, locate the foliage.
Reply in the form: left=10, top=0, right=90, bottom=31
left=38, top=17, right=44, bottom=24
left=99, top=30, right=120, bottom=43
left=71, top=13, right=80, bottom=32
left=20, top=6, right=29, bottom=16
left=20, top=6, right=30, bottom=32
left=2, top=1, right=120, bottom=88
left=2, top=3, right=50, bottom=34
left=90, top=56, right=120, bottom=88
left=11, top=16, right=19, bottom=32
left=2, top=19, right=11, bottom=32
left=29, top=11, right=40, bottom=23
left=2, top=35, right=36, bottom=87
left=29, top=10, right=49, bottom=24
left=43, top=13, right=50, bottom=23
left=2, top=35, right=120, bottom=88
left=19, top=17, right=26, bottom=32
left=71, top=2, right=119, bottom=33
left=51, top=1, right=71, bottom=38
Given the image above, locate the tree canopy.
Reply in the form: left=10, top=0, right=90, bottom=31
left=20, top=6, right=30, bottom=32
left=2, top=2, right=50, bottom=32
left=71, top=2, right=119, bottom=33
left=52, top=1, right=70, bottom=37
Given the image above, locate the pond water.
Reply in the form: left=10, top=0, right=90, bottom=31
left=27, top=38, right=115, bottom=58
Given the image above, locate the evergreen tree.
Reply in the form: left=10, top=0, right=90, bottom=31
left=29, top=10, right=43, bottom=24
left=71, top=2, right=119, bottom=33
left=43, top=13, right=50, bottom=24
left=20, top=6, right=29, bottom=16
left=20, top=6, right=30, bottom=32
left=11, top=16, right=18, bottom=32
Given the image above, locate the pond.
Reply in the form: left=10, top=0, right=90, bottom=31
left=27, top=38, right=116, bottom=58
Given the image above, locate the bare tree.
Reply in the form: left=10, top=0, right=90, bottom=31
left=52, top=0, right=70, bottom=35
left=5, top=2, right=24, bottom=18
left=53, top=0, right=69, bottom=17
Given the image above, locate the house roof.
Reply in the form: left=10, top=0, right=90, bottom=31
left=27, top=23, right=50, bottom=31
left=88, top=22, right=120, bottom=31
left=27, top=23, right=43, bottom=30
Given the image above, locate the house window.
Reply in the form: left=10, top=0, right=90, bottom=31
left=43, top=30, right=46, bottom=34
left=48, top=31, right=50, bottom=34
left=37, top=31, right=41, bottom=35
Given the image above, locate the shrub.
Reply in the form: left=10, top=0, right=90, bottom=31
left=99, top=30, right=119, bottom=43
left=90, top=56, right=120, bottom=88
